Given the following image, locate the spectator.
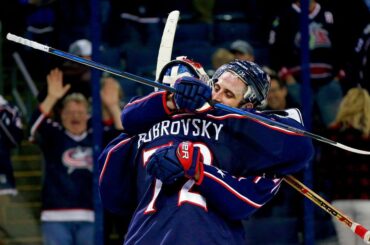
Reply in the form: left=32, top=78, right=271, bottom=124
left=210, top=48, right=235, bottom=76
left=318, top=87, right=370, bottom=245
left=60, top=39, right=92, bottom=99
left=0, top=95, right=24, bottom=240
left=346, top=24, right=370, bottom=93
left=29, top=68, right=122, bottom=245
left=68, top=39, right=92, bottom=60
left=212, top=48, right=235, bottom=68
left=19, top=0, right=58, bottom=82
left=54, top=0, right=91, bottom=49
left=100, top=75, right=124, bottom=131
left=229, top=39, right=255, bottom=61
left=37, top=39, right=93, bottom=105
left=269, top=0, right=343, bottom=127
left=265, top=73, right=300, bottom=110
left=0, top=95, right=23, bottom=195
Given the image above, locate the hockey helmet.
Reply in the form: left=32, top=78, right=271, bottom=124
left=212, top=60, right=270, bottom=106
left=158, top=56, right=209, bottom=87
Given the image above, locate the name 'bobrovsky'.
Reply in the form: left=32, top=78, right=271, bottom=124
left=137, top=118, right=224, bottom=148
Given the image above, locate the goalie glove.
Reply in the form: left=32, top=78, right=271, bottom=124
left=174, top=76, right=211, bottom=112
left=146, top=141, right=204, bottom=185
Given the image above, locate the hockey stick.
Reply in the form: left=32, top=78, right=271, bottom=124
left=6, top=33, right=370, bottom=155
left=284, top=175, right=370, bottom=243
left=155, top=10, right=180, bottom=81
left=6, top=33, right=174, bottom=93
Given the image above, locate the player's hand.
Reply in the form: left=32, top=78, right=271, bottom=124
left=174, top=76, right=211, bottom=112
left=146, top=141, right=204, bottom=185
left=146, top=145, right=184, bottom=185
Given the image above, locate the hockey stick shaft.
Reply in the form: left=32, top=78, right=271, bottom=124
left=6, top=33, right=370, bottom=155
left=6, top=33, right=176, bottom=93
left=284, top=175, right=370, bottom=243
left=212, top=103, right=370, bottom=155
left=214, top=103, right=370, bottom=155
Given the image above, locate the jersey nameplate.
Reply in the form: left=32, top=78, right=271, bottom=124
left=137, top=118, right=224, bottom=148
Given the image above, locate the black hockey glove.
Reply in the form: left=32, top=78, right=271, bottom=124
left=174, top=76, right=211, bottom=112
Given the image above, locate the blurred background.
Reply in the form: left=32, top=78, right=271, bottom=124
left=0, top=0, right=369, bottom=244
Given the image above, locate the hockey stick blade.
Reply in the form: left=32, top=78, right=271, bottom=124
left=155, top=10, right=180, bottom=81
left=6, top=33, right=370, bottom=155
left=284, top=175, right=370, bottom=243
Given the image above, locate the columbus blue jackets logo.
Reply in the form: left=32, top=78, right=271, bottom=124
left=62, top=146, right=93, bottom=174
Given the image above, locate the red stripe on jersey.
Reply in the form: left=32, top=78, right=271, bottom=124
left=207, top=113, right=303, bottom=136
left=99, top=137, right=133, bottom=184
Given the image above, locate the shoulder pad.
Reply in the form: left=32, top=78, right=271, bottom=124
left=261, top=108, right=304, bottom=125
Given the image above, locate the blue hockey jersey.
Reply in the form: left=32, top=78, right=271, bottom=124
left=99, top=133, right=283, bottom=245
left=121, top=91, right=314, bottom=176
left=99, top=91, right=314, bottom=244
left=30, top=107, right=95, bottom=221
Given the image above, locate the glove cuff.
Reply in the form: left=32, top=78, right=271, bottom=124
left=177, top=141, right=204, bottom=183
left=194, top=162, right=204, bottom=185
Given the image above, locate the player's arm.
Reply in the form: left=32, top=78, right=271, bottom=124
left=98, top=133, right=137, bottom=216
left=121, top=91, right=175, bottom=134
left=261, top=109, right=314, bottom=175
left=259, top=108, right=314, bottom=174
left=198, top=164, right=282, bottom=220
left=223, top=108, right=314, bottom=175
left=121, top=77, right=211, bottom=134
left=146, top=142, right=281, bottom=220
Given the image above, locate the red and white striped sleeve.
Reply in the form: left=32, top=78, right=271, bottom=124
left=198, top=164, right=282, bottom=220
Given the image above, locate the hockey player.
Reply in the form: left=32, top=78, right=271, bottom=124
left=29, top=68, right=122, bottom=245
left=99, top=58, right=314, bottom=244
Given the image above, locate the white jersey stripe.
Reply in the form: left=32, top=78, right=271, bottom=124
left=204, top=172, right=262, bottom=208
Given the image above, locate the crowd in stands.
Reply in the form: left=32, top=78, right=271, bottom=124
left=0, top=0, right=369, bottom=244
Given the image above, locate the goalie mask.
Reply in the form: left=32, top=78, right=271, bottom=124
left=211, top=60, right=270, bottom=106
left=158, top=56, right=209, bottom=87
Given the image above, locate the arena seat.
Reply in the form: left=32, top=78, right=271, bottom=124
left=125, top=47, right=157, bottom=75
left=173, top=43, right=216, bottom=70
left=174, top=23, right=212, bottom=45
